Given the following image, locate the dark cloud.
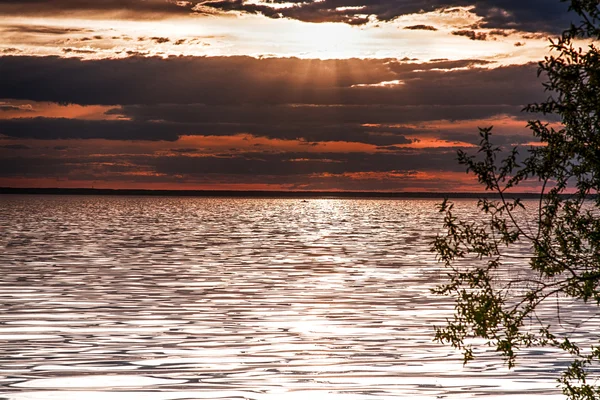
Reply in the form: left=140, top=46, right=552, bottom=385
left=62, top=48, right=97, bottom=54
left=0, top=0, right=576, bottom=32
left=403, top=25, right=438, bottom=31
left=151, top=37, right=170, bottom=44
left=0, top=55, right=547, bottom=158
left=0, top=144, right=535, bottom=190
left=488, top=29, right=510, bottom=37
left=0, top=117, right=417, bottom=145
left=0, top=144, right=31, bottom=150
left=0, top=149, right=465, bottom=180
left=0, top=56, right=542, bottom=107
left=0, top=56, right=390, bottom=105
left=151, top=150, right=465, bottom=176
left=0, top=55, right=545, bottom=147
left=0, top=118, right=180, bottom=141
left=473, top=1, right=573, bottom=32
left=0, top=156, right=76, bottom=176
left=110, top=104, right=528, bottom=126
left=452, top=29, right=488, bottom=40
left=0, top=0, right=196, bottom=18
left=2, top=25, right=93, bottom=35
left=196, top=0, right=574, bottom=32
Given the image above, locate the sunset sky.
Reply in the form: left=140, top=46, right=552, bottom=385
left=0, top=0, right=577, bottom=191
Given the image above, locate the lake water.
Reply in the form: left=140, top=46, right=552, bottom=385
left=0, top=195, right=583, bottom=399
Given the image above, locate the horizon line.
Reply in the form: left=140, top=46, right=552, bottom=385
left=0, top=187, right=549, bottom=199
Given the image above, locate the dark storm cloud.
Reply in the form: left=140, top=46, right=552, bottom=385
left=149, top=150, right=465, bottom=176
left=0, top=117, right=417, bottom=145
left=0, top=156, right=77, bottom=176
left=0, top=56, right=544, bottom=146
left=0, top=0, right=196, bottom=17
left=0, top=0, right=577, bottom=32
left=108, top=104, right=526, bottom=125
left=0, top=149, right=465, bottom=179
left=0, top=56, right=542, bottom=107
left=0, top=118, right=180, bottom=141
left=197, top=0, right=575, bottom=32
left=0, top=56, right=389, bottom=105
left=471, top=1, right=574, bottom=32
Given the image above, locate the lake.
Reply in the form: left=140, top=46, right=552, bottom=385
left=0, top=195, right=578, bottom=399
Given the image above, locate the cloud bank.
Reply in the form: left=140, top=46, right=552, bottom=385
left=0, top=0, right=575, bottom=32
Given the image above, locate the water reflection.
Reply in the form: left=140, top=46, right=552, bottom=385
left=0, top=196, right=572, bottom=399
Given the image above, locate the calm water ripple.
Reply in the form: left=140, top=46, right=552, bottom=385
left=0, top=196, right=580, bottom=399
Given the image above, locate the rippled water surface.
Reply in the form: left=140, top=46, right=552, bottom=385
left=0, top=195, right=582, bottom=399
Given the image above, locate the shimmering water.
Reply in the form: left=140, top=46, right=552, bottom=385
left=0, top=195, right=582, bottom=399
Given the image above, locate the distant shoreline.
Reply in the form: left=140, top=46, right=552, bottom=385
left=0, top=187, right=548, bottom=199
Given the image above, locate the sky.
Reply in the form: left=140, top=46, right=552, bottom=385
left=0, top=0, right=578, bottom=191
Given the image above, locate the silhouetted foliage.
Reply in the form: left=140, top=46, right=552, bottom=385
left=433, top=1, right=600, bottom=398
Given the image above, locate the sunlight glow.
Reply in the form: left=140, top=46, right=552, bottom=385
left=280, top=21, right=367, bottom=59
left=0, top=10, right=552, bottom=62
